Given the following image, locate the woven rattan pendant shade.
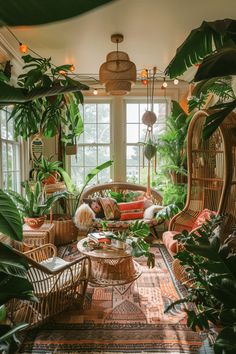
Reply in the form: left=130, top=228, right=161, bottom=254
left=99, top=34, right=136, bottom=95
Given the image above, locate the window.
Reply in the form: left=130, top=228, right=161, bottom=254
left=126, top=101, right=167, bottom=184
left=0, top=108, right=21, bottom=192
left=71, top=102, right=111, bottom=188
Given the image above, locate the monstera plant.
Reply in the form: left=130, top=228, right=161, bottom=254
left=165, top=19, right=236, bottom=139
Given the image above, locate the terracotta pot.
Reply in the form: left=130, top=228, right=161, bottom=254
left=24, top=216, right=46, bottom=229
left=43, top=172, right=58, bottom=185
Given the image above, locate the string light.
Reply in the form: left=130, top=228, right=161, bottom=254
left=162, top=78, right=168, bottom=88
left=93, top=89, right=98, bottom=95
left=19, top=43, right=28, bottom=53
left=59, top=70, right=67, bottom=76
left=69, top=64, right=75, bottom=72
left=174, top=78, right=179, bottom=85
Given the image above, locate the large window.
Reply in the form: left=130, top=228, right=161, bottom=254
left=126, top=101, right=167, bottom=184
left=0, top=108, right=21, bottom=192
left=71, top=102, right=111, bottom=188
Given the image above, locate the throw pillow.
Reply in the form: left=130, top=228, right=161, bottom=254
left=118, top=200, right=144, bottom=221
left=83, top=198, right=105, bottom=218
left=144, top=204, right=163, bottom=219
left=191, top=209, right=217, bottom=230
left=99, top=197, right=121, bottom=220
left=74, top=203, right=95, bottom=230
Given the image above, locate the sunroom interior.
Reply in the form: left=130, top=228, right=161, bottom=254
left=0, top=1, right=236, bottom=353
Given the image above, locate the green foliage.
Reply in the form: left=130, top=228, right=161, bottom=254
left=109, top=220, right=155, bottom=268
left=0, top=190, right=38, bottom=352
left=73, top=160, right=113, bottom=214
left=109, top=191, right=141, bottom=203
left=6, top=181, right=67, bottom=218
left=155, top=203, right=180, bottom=223
left=156, top=100, right=191, bottom=177
left=165, top=19, right=236, bottom=78
left=30, top=155, right=75, bottom=192
left=165, top=19, right=236, bottom=140
left=2, top=54, right=88, bottom=141
left=165, top=215, right=236, bottom=353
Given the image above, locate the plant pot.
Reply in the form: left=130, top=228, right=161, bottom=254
left=52, top=214, right=78, bottom=245
left=42, top=172, right=59, bottom=185
left=65, top=144, right=77, bottom=155
left=24, top=216, right=46, bottom=229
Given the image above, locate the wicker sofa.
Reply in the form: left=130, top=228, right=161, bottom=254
left=79, top=182, right=163, bottom=237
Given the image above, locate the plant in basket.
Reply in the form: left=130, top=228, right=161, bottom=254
left=6, top=181, right=67, bottom=229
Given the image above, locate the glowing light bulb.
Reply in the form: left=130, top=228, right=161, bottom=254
left=163, top=81, right=168, bottom=88
left=59, top=70, right=67, bottom=76
left=93, top=89, right=98, bottom=95
left=19, top=43, right=28, bottom=54
left=142, top=79, right=148, bottom=86
left=69, top=64, right=75, bottom=72
left=174, top=78, right=179, bottom=85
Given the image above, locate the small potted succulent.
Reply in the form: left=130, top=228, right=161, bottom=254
left=6, top=181, right=67, bottom=229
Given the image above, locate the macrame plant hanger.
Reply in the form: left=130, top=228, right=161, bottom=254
left=142, top=67, right=157, bottom=197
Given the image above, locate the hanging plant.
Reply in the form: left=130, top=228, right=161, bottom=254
left=1, top=55, right=88, bottom=141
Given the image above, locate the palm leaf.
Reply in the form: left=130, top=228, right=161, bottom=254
left=165, top=19, right=236, bottom=78
left=194, top=47, right=236, bottom=81
left=0, top=190, right=22, bottom=241
left=0, top=243, right=28, bottom=277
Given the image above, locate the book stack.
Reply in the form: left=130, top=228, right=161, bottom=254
left=88, top=231, right=113, bottom=245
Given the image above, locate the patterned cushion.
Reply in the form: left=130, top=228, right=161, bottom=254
left=118, top=200, right=144, bottom=220
left=162, top=231, right=179, bottom=254
left=99, top=197, right=120, bottom=220
left=191, top=209, right=216, bottom=230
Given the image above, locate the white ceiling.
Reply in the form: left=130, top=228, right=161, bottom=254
left=1, top=0, right=236, bottom=82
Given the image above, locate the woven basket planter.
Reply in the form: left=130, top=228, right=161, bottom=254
left=52, top=215, right=78, bottom=246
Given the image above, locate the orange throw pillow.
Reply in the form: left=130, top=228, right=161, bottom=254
left=191, top=209, right=216, bottom=230
left=118, top=200, right=144, bottom=220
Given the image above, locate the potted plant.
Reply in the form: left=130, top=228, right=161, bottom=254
left=30, top=155, right=74, bottom=192
left=165, top=215, right=236, bottom=354
left=108, top=220, right=155, bottom=268
left=6, top=181, right=67, bottom=229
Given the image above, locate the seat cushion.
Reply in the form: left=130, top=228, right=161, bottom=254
left=162, top=231, right=180, bottom=254
left=40, top=257, right=70, bottom=271
left=191, top=209, right=216, bottom=230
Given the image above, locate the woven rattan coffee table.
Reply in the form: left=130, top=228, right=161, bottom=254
left=77, top=238, right=142, bottom=287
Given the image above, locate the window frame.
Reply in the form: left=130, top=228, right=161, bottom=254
left=0, top=107, right=24, bottom=192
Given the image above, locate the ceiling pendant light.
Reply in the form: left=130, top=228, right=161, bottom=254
left=99, top=33, right=136, bottom=95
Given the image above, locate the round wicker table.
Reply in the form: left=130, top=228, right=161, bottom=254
left=77, top=238, right=142, bottom=287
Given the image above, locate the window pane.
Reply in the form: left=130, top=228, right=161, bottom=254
left=2, top=142, right=7, bottom=171
left=126, top=167, right=139, bottom=184
left=98, top=124, right=110, bottom=143
left=7, top=119, right=14, bottom=140
left=1, top=110, right=7, bottom=139
left=98, top=104, right=109, bottom=123
left=84, top=104, right=96, bottom=123
left=127, top=146, right=139, bottom=166
left=84, top=124, right=97, bottom=143
left=127, top=104, right=139, bottom=123
left=84, top=146, right=97, bottom=166
left=127, top=124, right=139, bottom=143
left=8, top=144, right=13, bottom=171
left=98, top=146, right=110, bottom=164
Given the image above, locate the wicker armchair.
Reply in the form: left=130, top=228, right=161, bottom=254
left=163, top=110, right=236, bottom=254
left=9, top=244, right=91, bottom=327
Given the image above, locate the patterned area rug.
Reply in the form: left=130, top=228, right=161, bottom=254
left=20, top=243, right=204, bottom=353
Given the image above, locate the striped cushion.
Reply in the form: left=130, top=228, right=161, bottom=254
left=118, top=200, right=144, bottom=220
